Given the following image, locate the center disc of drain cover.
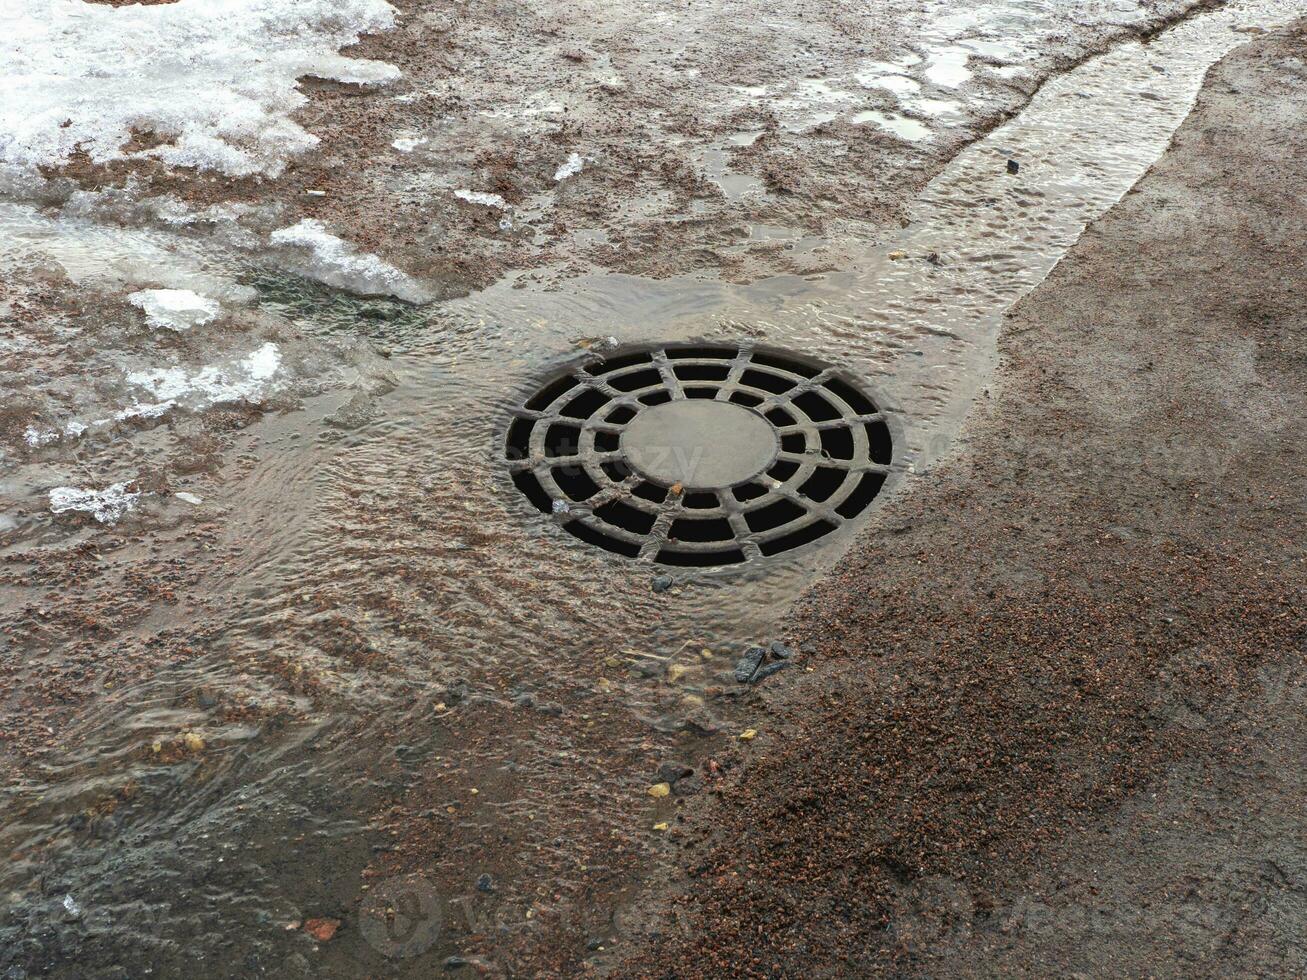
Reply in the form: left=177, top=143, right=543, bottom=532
left=622, top=400, right=778, bottom=490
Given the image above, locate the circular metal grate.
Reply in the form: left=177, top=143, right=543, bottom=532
left=504, top=343, right=896, bottom=566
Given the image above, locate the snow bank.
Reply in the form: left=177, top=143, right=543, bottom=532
left=128, top=289, right=222, bottom=331
left=49, top=483, right=141, bottom=524
left=0, top=0, right=399, bottom=180
left=270, top=219, right=432, bottom=302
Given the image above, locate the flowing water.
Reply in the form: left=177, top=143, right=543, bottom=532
left=1, top=1, right=1301, bottom=975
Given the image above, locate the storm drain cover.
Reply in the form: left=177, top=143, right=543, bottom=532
left=504, top=343, right=896, bottom=566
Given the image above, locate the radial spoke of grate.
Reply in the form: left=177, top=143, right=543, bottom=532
left=511, top=409, right=626, bottom=436
left=637, top=494, right=683, bottom=560
left=777, top=483, right=846, bottom=526
left=713, top=346, right=754, bottom=402
left=775, top=412, right=885, bottom=432
left=542, top=449, right=625, bottom=469
left=572, top=370, right=642, bottom=406
left=757, top=366, right=839, bottom=413
left=721, top=496, right=764, bottom=560
left=650, top=349, right=687, bottom=401
left=577, top=471, right=645, bottom=513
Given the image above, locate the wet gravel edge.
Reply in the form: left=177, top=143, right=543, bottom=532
left=617, top=21, right=1307, bottom=979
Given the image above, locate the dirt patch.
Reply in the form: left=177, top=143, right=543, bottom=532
left=619, top=21, right=1307, bottom=978
left=41, top=0, right=1217, bottom=299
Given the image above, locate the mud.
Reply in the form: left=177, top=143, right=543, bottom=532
left=619, top=21, right=1307, bottom=978
left=2, top=2, right=1305, bottom=978
left=40, top=0, right=1217, bottom=297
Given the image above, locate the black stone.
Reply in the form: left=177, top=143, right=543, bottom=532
left=733, top=646, right=766, bottom=683
left=672, top=774, right=705, bottom=797
left=657, top=762, right=693, bottom=784
left=751, top=660, right=791, bottom=683
left=476, top=873, right=494, bottom=893
left=652, top=574, right=674, bottom=594
left=1006, top=159, right=1020, bottom=174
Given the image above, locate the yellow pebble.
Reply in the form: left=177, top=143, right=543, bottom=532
left=182, top=732, right=205, bottom=752
left=653, top=822, right=670, bottom=831
left=648, top=782, right=671, bottom=798
left=738, top=729, right=757, bottom=741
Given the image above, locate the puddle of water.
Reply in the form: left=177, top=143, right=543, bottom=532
left=2, top=1, right=1303, bottom=975
left=694, top=145, right=768, bottom=200
left=851, top=109, right=932, bottom=141
left=924, top=45, right=974, bottom=87
left=860, top=73, right=922, bottom=97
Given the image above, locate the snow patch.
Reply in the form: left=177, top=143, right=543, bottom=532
left=553, top=152, right=589, bottom=182
left=270, top=219, right=432, bottom=302
left=49, top=483, right=141, bottom=524
left=453, top=189, right=508, bottom=209
left=128, top=289, right=222, bottom=332
left=23, top=427, right=57, bottom=448
left=1, top=0, right=399, bottom=180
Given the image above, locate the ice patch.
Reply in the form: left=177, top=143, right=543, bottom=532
left=454, top=189, right=508, bottom=209
left=553, top=153, right=588, bottom=182
left=49, top=483, right=141, bottom=524
left=270, top=219, right=432, bottom=303
left=122, top=342, right=282, bottom=417
left=128, top=289, right=222, bottom=332
left=924, top=46, right=974, bottom=88
left=858, top=74, right=921, bottom=97
left=852, top=111, right=931, bottom=142
left=0, top=203, right=255, bottom=302
left=1, top=0, right=400, bottom=180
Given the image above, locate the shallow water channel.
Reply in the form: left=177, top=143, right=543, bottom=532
left=1, top=1, right=1301, bottom=974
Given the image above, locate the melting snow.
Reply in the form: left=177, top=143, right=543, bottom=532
left=553, top=153, right=588, bottom=182
left=23, top=427, right=57, bottom=448
left=128, top=289, right=222, bottom=332
left=49, top=483, right=141, bottom=524
left=0, top=202, right=255, bottom=302
left=1, top=0, right=400, bottom=180
left=122, top=342, right=282, bottom=418
left=454, top=189, right=508, bottom=208
left=270, top=219, right=432, bottom=302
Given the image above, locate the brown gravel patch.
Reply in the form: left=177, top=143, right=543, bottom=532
left=620, top=21, right=1307, bottom=979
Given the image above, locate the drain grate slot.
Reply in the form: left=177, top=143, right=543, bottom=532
left=505, top=342, right=897, bottom=565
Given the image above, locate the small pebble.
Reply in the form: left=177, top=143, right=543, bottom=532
left=475, top=873, right=494, bottom=893
left=1006, top=158, right=1020, bottom=174
left=651, top=574, right=673, bottom=594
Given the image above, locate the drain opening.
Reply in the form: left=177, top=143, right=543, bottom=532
left=505, top=342, right=897, bottom=566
